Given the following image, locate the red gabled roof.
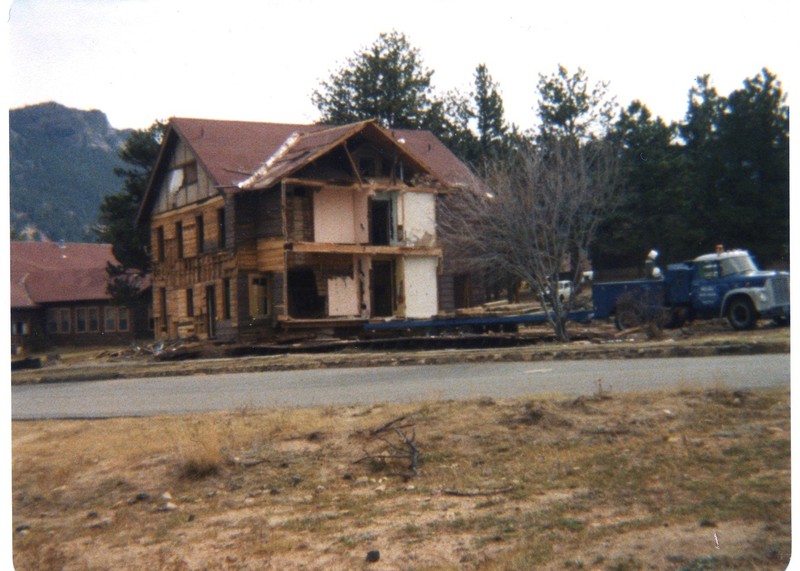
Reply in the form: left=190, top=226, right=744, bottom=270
left=10, top=242, right=117, bottom=308
left=169, top=118, right=327, bottom=188
left=139, top=117, right=474, bottom=222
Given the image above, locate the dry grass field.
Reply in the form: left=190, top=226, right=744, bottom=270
left=12, top=383, right=790, bottom=570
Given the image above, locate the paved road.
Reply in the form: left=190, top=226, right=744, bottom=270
left=11, top=354, right=790, bottom=420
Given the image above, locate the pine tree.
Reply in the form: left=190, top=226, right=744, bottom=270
left=94, top=121, right=164, bottom=304
left=312, top=31, right=436, bottom=129
left=473, top=64, right=507, bottom=159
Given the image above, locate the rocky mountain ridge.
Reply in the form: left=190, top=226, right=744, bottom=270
left=9, top=102, right=133, bottom=242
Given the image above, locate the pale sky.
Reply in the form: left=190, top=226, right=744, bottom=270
left=5, top=0, right=795, bottom=132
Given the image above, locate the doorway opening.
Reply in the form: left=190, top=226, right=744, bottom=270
left=371, top=260, right=394, bottom=317
left=370, top=198, right=393, bottom=245
left=288, top=268, right=325, bottom=318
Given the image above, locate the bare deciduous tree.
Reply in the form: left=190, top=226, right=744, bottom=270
left=440, top=139, right=619, bottom=341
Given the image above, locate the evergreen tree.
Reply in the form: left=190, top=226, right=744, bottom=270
left=473, top=64, right=508, bottom=160
left=714, top=69, right=789, bottom=264
left=594, top=101, right=694, bottom=268
left=678, top=70, right=789, bottom=265
left=94, top=121, right=164, bottom=304
left=536, top=65, right=617, bottom=144
left=312, top=31, right=436, bottom=129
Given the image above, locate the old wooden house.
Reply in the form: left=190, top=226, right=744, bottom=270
left=137, top=118, right=480, bottom=342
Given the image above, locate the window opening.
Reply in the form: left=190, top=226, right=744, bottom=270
left=288, top=269, right=324, bottom=318
left=176, top=221, right=184, bottom=258
left=370, top=198, right=394, bottom=245
left=76, top=308, right=87, bottom=333
left=223, top=278, right=232, bottom=319
left=196, top=215, right=204, bottom=254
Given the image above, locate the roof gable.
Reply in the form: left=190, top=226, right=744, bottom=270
left=237, top=120, right=452, bottom=191
left=139, top=117, right=473, bottom=222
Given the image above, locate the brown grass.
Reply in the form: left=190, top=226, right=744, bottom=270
left=12, top=385, right=790, bottom=570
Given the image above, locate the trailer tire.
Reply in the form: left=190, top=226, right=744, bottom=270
left=727, top=297, right=757, bottom=330
left=614, top=305, right=642, bottom=331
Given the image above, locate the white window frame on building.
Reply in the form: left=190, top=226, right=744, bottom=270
left=104, top=306, right=131, bottom=332
left=47, top=307, right=72, bottom=334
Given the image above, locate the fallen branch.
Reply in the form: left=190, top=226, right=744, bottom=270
left=395, top=428, right=419, bottom=476
left=371, top=415, right=410, bottom=435
left=355, top=425, right=420, bottom=478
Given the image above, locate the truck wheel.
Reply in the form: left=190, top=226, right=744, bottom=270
left=727, top=297, right=757, bottom=330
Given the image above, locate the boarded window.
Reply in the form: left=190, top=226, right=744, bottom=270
left=186, top=288, right=194, bottom=317
left=184, top=161, right=198, bottom=185
left=250, top=277, right=271, bottom=318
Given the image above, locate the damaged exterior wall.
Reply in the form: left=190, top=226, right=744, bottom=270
left=312, top=187, right=369, bottom=244
left=399, top=192, right=436, bottom=246
left=327, top=273, right=360, bottom=316
left=399, top=256, right=439, bottom=318
left=141, top=118, right=481, bottom=343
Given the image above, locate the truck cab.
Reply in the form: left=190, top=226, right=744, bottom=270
left=592, top=249, right=789, bottom=331
left=681, top=250, right=790, bottom=329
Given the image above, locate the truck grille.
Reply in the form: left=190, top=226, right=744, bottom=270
left=768, top=276, right=790, bottom=305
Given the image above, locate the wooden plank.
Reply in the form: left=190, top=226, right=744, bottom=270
left=257, top=239, right=286, bottom=272
left=151, top=195, right=224, bottom=222
left=290, top=242, right=442, bottom=257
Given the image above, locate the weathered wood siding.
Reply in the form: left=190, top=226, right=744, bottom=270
left=151, top=138, right=218, bottom=215
left=257, top=239, right=285, bottom=272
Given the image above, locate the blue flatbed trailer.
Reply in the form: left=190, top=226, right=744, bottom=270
left=364, top=309, right=595, bottom=333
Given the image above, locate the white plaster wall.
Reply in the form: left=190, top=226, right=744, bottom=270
left=402, top=256, right=439, bottom=318
left=401, top=192, right=436, bottom=245
left=327, top=275, right=360, bottom=316
left=314, top=188, right=356, bottom=243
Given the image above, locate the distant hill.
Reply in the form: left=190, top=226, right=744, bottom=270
left=9, top=102, right=133, bottom=242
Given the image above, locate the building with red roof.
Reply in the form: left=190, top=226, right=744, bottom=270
left=137, top=117, right=482, bottom=342
left=10, top=241, right=149, bottom=352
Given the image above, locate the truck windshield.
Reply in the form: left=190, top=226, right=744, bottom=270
left=720, top=255, right=757, bottom=276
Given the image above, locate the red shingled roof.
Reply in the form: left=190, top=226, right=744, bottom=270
left=169, top=118, right=324, bottom=189
left=10, top=242, right=116, bottom=308
left=140, top=117, right=474, bottom=223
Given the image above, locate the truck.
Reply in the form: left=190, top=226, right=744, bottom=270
left=592, top=248, right=790, bottom=331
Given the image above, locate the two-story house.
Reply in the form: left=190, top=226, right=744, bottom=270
left=137, top=117, right=479, bottom=342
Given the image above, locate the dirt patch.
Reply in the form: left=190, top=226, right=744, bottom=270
left=13, top=386, right=790, bottom=570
